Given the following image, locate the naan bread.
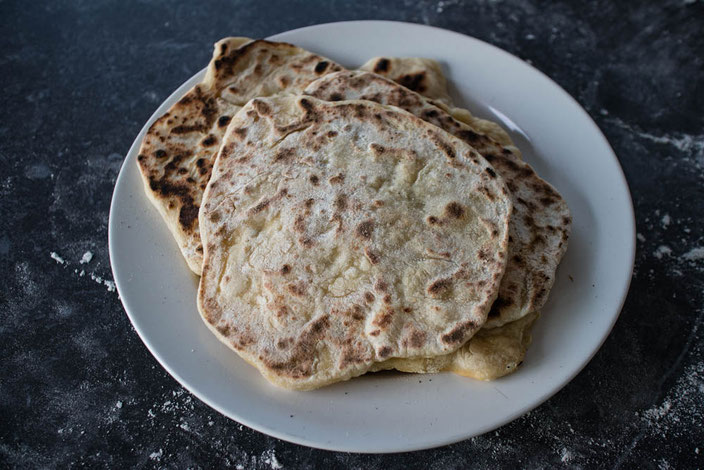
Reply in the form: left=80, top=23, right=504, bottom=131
left=361, top=57, right=517, bottom=149
left=198, top=95, right=513, bottom=390
left=304, top=70, right=571, bottom=328
left=136, top=37, right=343, bottom=274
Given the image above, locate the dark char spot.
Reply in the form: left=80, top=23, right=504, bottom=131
left=374, top=58, right=390, bottom=73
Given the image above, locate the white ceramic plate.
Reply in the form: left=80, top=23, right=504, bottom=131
left=109, top=21, right=635, bottom=453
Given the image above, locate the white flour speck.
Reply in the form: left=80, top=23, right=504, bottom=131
left=148, top=409, right=156, bottom=418
left=79, top=251, right=93, bottom=264
left=236, top=465, right=244, bottom=470
left=696, top=448, right=700, bottom=454
left=682, top=247, right=704, bottom=262
left=525, top=33, right=535, bottom=40
left=149, top=449, right=163, bottom=461
left=654, top=245, right=672, bottom=259
left=637, top=233, right=646, bottom=242
left=115, top=401, right=122, bottom=409
left=50, top=252, right=65, bottom=264
left=261, top=449, right=283, bottom=469
left=661, top=214, right=671, bottom=228
left=179, top=422, right=190, bottom=431
left=658, top=458, right=671, bottom=470
left=560, top=447, right=573, bottom=463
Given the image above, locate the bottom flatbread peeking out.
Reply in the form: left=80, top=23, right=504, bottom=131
left=372, top=312, right=538, bottom=380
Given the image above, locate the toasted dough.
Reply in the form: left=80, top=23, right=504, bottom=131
left=198, top=96, right=512, bottom=389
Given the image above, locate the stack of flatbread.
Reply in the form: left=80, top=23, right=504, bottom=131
left=137, top=38, right=571, bottom=390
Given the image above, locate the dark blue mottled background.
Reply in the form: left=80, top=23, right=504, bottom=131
left=1, top=1, right=703, bottom=468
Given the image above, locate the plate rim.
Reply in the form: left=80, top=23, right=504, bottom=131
left=109, top=20, right=635, bottom=453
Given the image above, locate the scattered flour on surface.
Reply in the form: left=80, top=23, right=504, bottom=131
left=149, top=449, right=163, bottom=461
left=51, top=251, right=115, bottom=292
left=661, top=214, right=671, bottom=228
left=79, top=251, right=93, bottom=264
left=261, top=449, right=283, bottom=469
left=643, top=400, right=672, bottom=421
left=90, top=272, right=116, bottom=292
left=607, top=116, right=704, bottom=159
left=653, top=245, right=672, bottom=259
left=640, top=360, right=704, bottom=435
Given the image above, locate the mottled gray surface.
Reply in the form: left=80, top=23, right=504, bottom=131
left=1, top=0, right=703, bottom=468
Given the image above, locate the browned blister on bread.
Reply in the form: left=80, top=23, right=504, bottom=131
left=198, top=95, right=513, bottom=390
left=136, top=37, right=343, bottom=274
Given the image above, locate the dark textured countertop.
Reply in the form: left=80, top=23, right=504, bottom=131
left=2, top=1, right=703, bottom=468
